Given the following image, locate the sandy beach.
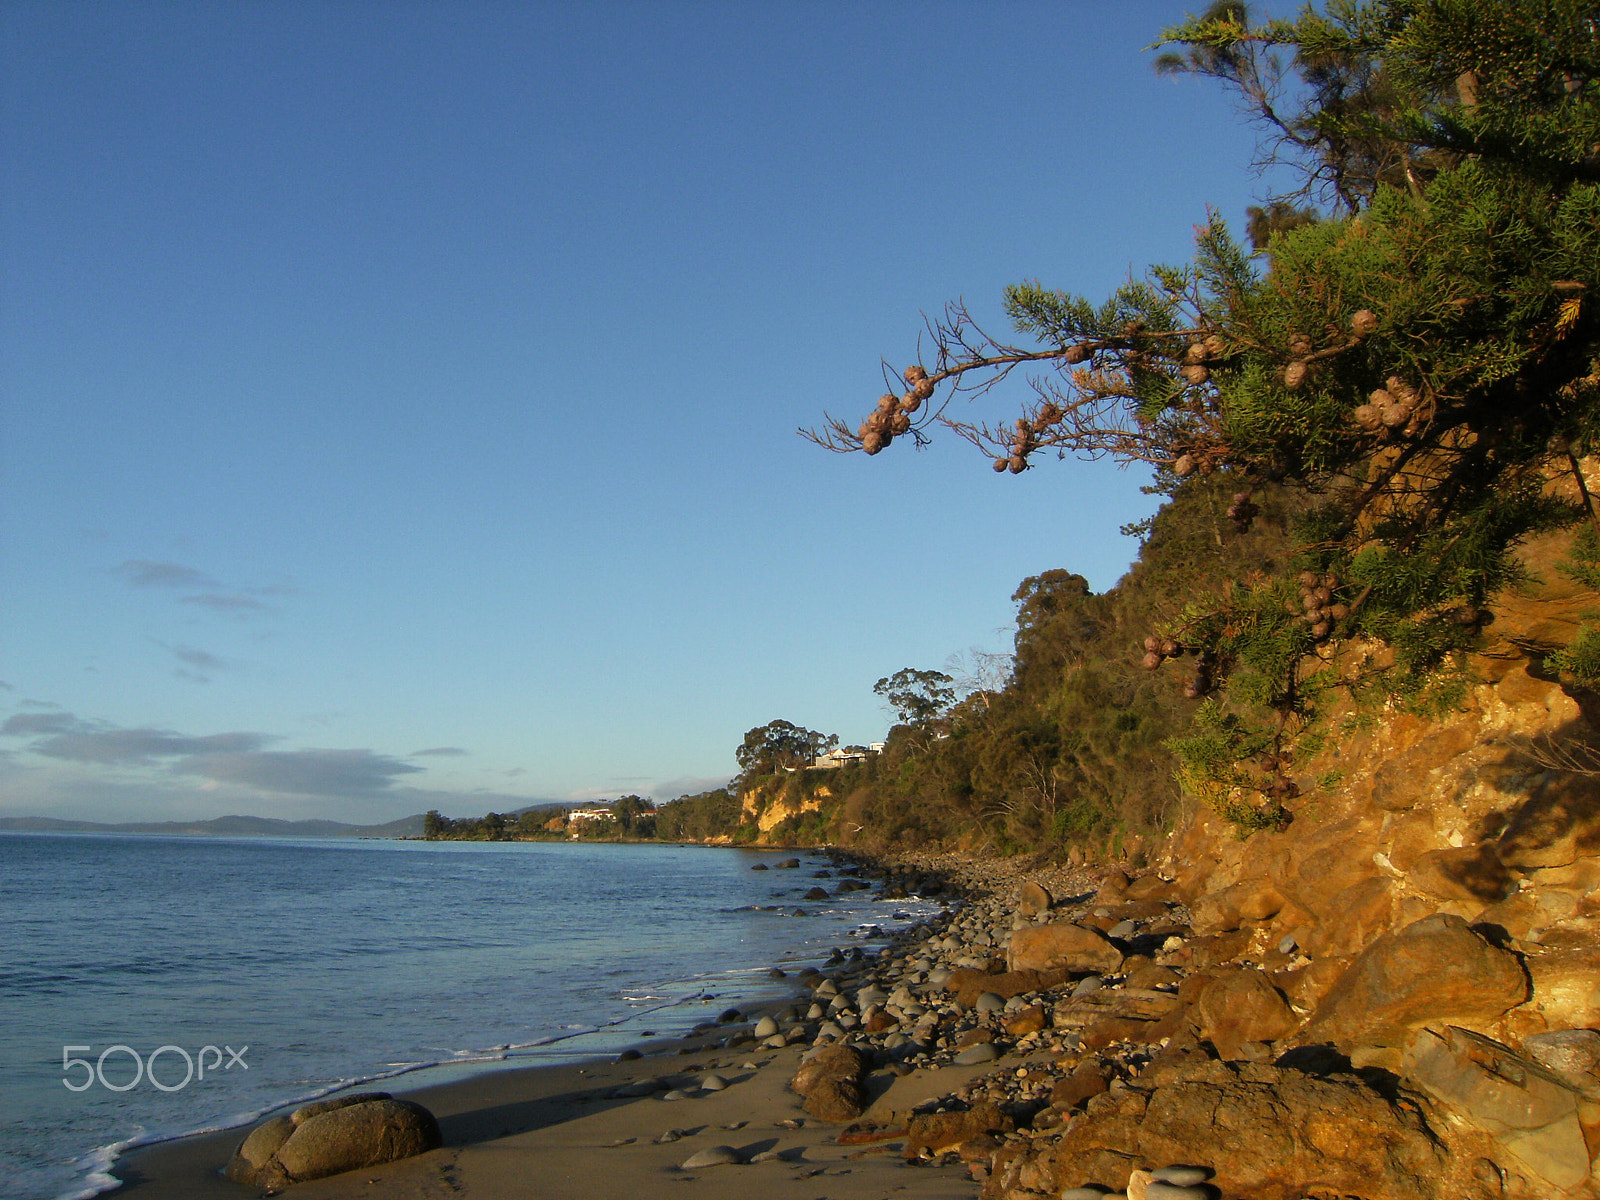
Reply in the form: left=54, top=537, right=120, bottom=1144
left=117, top=1034, right=1018, bottom=1200
left=114, top=852, right=1080, bottom=1200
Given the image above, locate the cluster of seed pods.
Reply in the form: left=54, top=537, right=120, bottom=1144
left=1281, top=309, right=1379, bottom=391
left=1259, top=750, right=1302, bottom=799
left=1296, top=570, right=1348, bottom=642
left=1141, top=635, right=1218, bottom=699
left=857, top=366, right=936, bottom=455
left=1352, top=376, right=1426, bottom=439
left=1227, top=490, right=1259, bottom=532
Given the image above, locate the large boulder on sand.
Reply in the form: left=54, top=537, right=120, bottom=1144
left=1007, top=923, right=1123, bottom=975
left=225, top=1093, right=441, bottom=1189
left=789, top=1044, right=867, bottom=1123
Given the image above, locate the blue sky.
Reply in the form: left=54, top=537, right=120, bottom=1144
left=1, top=1, right=1291, bottom=823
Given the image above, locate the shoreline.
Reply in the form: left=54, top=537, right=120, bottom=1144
left=112, top=848, right=1087, bottom=1200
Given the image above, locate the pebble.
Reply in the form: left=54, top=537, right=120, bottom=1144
left=700, top=1073, right=728, bottom=1091
left=749, top=1148, right=785, bottom=1163
left=1145, top=1185, right=1208, bottom=1200
left=655, top=1129, right=684, bottom=1143
left=1151, top=1165, right=1212, bottom=1186
left=753, top=1016, right=779, bottom=1038
left=953, top=1042, right=999, bottom=1065
left=975, top=991, right=1005, bottom=1013
left=680, top=1145, right=742, bottom=1169
left=659, top=1089, right=691, bottom=1101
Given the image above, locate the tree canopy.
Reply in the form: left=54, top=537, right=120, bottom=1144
left=874, top=667, right=959, bottom=727
left=735, top=719, right=838, bottom=781
left=809, top=0, right=1600, bottom=831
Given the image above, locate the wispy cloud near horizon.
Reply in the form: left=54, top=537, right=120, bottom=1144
left=114, top=560, right=219, bottom=589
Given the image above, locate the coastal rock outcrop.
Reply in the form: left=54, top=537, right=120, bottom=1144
left=224, top=1093, right=441, bottom=1189
left=1303, top=914, right=1530, bottom=1049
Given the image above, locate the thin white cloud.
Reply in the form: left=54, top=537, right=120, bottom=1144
left=411, top=746, right=469, bottom=757
left=180, top=593, right=271, bottom=616
left=114, top=560, right=218, bottom=588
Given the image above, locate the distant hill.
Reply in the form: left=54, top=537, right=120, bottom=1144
left=0, top=813, right=427, bottom=839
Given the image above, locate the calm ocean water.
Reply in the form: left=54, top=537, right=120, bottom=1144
left=0, top=832, right=939, bottom=1200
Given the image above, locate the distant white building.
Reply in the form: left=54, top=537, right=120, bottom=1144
left=566, top=806, right=614, bottom=836
left=808, top=744, right=884, bottom=770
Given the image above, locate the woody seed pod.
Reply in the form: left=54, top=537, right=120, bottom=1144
left=1330, top=603, right=1350, bottom=620
left=867, top=409, right=891, bottom=434
left=1064, top=344, right=1090, bottom=364
left=890, top=411, right=911, bottom=434
left=1313, top=585, right=1332, bottom=604
left=1173, top=454, right=1195, bottom=477
left=1311, top=621, right=1331, bottom=639
left=862, top=431, right=886, bottom=455
left=1008, top=455, right=1026, bottom=474
left=1284, top=361, right=1308, bottom=390
left=1381, top=402, right=1409, bottom=428
left=904, top=365, right=929, bottom=384
left=900, top=392, right=922, bottom=414
left=1351, top=309, right=1378, bottom=337
left=1185, top=342, right=1211, bottom=365
left=1038, top=402, right=1062, bottom=424
left=1288, top=333, right=1313, bottom=356
left=857, top=422, right=871, bottom=441
left=1141, top=651, right=1164, bottom=671
left=1203, top=334, right=1227, bottom=358
left=1321, top=573, right=1338, bottom=589
left=1181, top=364, right=1211, bottom=385
left=1144, top=636, right=1161, bottom=652
left=1353, top=404, right=1381, bottom=430
left=993, top=457, right=1009, bottom=473
left=877, top=393, right=898, bottom=412
left=1160, top=638, right=1179, bottom=657
left=911, top=378, right=936, bottom=401
left=1298, top=570, right=1318, bottom=587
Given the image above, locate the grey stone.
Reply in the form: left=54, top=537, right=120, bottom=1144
left=699, top=1074, right=728, bottom=1092
left=953, top=1042, right=999, bottom=1065
left=975, top=991, right=1006, bottom=1013
left=753, top=1016, right=779, bottom=1039
left=659, top=1089, right=691, bottom=1101
left=1522, top=1028, right=1600, bottom=1083
left=1151, top=1165, right=1212, bottom=1185
left=1072, top=975, right=1104, bottom=997
left=680, top=1145, right=742, bottom=1168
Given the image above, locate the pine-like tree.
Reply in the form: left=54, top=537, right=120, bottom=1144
left=808, top=1, right=1600, bottom=830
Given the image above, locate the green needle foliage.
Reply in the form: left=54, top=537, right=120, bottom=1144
left=810, top=0, right=1600, bottom=835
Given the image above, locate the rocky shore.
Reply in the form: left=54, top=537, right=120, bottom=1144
left=120, top=839, right=1600, bottom=1200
